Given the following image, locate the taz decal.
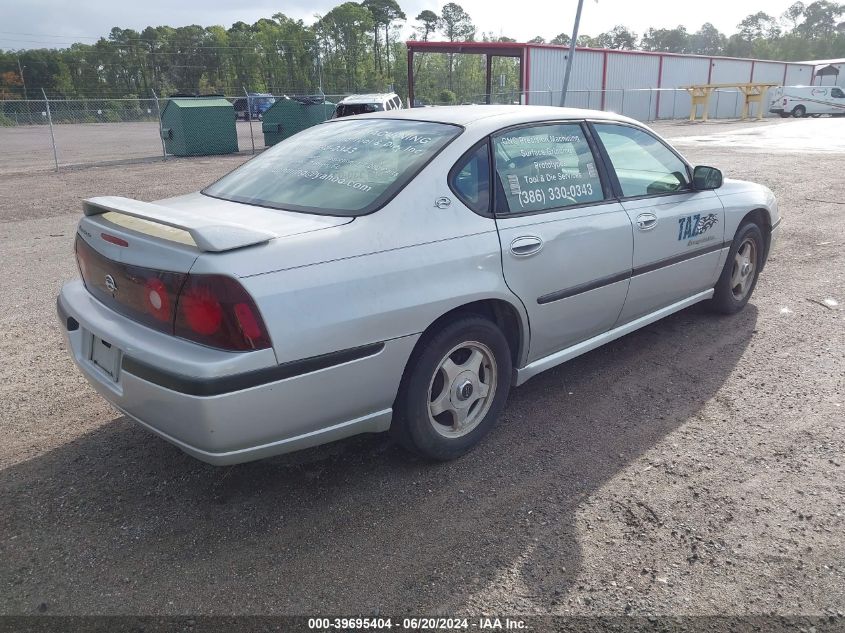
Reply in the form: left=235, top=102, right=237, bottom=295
left=677, top=213, right=718, bottom=241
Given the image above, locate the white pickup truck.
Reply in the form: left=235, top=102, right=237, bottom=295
left=769, top=85, right=845, bottom=117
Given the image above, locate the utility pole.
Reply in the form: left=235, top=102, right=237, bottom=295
left=17, top=58, right=28, bottom=99
left=560, top=0, right=585, bottom=107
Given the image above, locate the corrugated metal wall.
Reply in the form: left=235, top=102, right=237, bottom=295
left=526, top=46, right=816, bottom=120
left=657, top=56, right=710, bottom=119
left=605, top=52, right=660, bottom=120
left=527, top=47, right=604, bottom=108
left=785, top=64, right=814, bottom=86
left=753, top=61, right=787, bottom=118
left=708, top=58, right=752, bottom=118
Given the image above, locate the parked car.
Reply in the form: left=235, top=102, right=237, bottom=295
left=333, top=92, right=403, bottom=118
left=232, top=93, right=276, bottom=120
left=57, top=106, right=780, bottom=465
left=769, top=85, right=845, bottom=117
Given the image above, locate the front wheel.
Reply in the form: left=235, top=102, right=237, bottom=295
left=792, top=105, right=806, bottom=118
left=707, top=222, right=764, bottom=315
left=391, top=317, right=512, bottom=460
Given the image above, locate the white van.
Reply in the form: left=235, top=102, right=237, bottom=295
left=769, top=85, right=845, bottom=118
left=333, top=93, right=403, bottom=118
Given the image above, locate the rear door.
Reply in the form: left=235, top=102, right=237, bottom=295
left=591, top=122, right=725, bottom=324
left=488, top=121, right=634, bottom=363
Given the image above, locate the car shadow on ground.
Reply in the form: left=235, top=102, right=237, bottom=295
left=1, top=304, right=758, bottom=614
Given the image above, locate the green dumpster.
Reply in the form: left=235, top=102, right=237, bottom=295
left=160, top=97, right=238, bottom=156
left=261, top=97, right=335, bottom=147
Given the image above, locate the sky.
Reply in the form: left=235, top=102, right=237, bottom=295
left=0, top=0, right=803, bottom=51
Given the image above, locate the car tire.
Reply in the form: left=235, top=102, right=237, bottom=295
left=391, top=316, right=512, bottom=461
left=707, top=221, right=764, bottom=315
left=792, top=105, right=806, bottom=118
left=778, top=112, right=790, bottom=118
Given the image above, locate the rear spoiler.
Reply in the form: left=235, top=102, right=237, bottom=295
left=83, top=196, right=277, bottom=252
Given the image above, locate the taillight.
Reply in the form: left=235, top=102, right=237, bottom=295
left=143, top=278, right=171, bottom=322
left=75, top=235, right=185, bottom=334
left=174, top=274, right=270, bottom=351
left=75, top=235, right=270, bottom=352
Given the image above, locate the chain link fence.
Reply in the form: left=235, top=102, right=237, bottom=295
left=0, top=88, right=772, bottom=174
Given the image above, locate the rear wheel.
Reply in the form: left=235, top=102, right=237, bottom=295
left=707, top=222, right=764, bottom=315
left=391, top=317, right=512, bottom=460
left=792, top=105, right=806, bottom=118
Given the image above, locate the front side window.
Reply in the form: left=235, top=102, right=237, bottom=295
left=594, top=124, right=690, bottom=197
left=492, top=123, right=604, bottom=214
left=450, top=142, right=490, bottom=213
left=203, top=119, right=460, bottom=216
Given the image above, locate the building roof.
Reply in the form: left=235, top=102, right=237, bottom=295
left=796, top=58, right=845, bottom=66
left=406, top=40, right=817, bottom=67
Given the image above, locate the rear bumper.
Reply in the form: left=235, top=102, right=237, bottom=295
left=57, top=280, right=417, bottom=465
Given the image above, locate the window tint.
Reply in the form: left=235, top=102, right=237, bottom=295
left=450, top=142, right=490, bottom=213
left=831, top=88, right=844, bottom=98
left=594, top=124, right=689, bottom=197
left=203, top=119, right=460, bottom=216
left=492, top=123, right=604, bottom=214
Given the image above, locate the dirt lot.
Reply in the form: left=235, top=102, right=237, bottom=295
left=0, top=117, right=843, bottom=619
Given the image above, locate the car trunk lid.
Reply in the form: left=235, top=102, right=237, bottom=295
left=75, top=193, right=353, bottom=344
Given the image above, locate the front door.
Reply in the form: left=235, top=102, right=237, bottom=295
left=490, top=122, right=634, bottom=363
left=592, top=123, right=725, bottom=324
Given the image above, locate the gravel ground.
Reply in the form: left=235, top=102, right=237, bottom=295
left=0, top=121, right=262, bottom=175
left=0, top=117, right=843, bottom=618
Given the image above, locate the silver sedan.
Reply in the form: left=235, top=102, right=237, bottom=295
left=57, top=105, right=780, bottom=464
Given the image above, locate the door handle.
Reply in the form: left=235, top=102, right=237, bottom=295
left=636, top=212, right=658, bottom=231
left=510, top=236, right=543, bottom=257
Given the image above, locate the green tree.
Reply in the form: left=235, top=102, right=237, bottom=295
left=593, top=25, right=638, bottom=50
left=641, top=26, right=690, bottom=52
left=415, top=10, right=440, bottom=42
left=737, top=12, right=782, bottom=40
left=363, top=0, right=405, bottom=77
left=689, top=23, right=727, bottom=55
left=795, top=0, right=843, bottom=39
left=440, top=3, right=475, bottom=91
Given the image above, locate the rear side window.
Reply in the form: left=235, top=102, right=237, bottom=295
left=203, top=118, right=461, bottom=216
left=335, top=103, right=384, bottom=118
left=450, top=142, right=490, bottom=214
left=594, top=124, right=689, bottom=198
left=492, top=123, right=604, bottom=214
left=832, top=88, right=844, bottom=98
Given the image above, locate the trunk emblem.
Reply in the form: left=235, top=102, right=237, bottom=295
left=104, top=275, right=118, bottom=293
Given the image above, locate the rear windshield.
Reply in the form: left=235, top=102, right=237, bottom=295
left=335, top=103, right=383, bottom=117
left=203, top=119, right=461, bottom=216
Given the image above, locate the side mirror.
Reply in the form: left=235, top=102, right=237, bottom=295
left=693, top=165, right=723, bottom=190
